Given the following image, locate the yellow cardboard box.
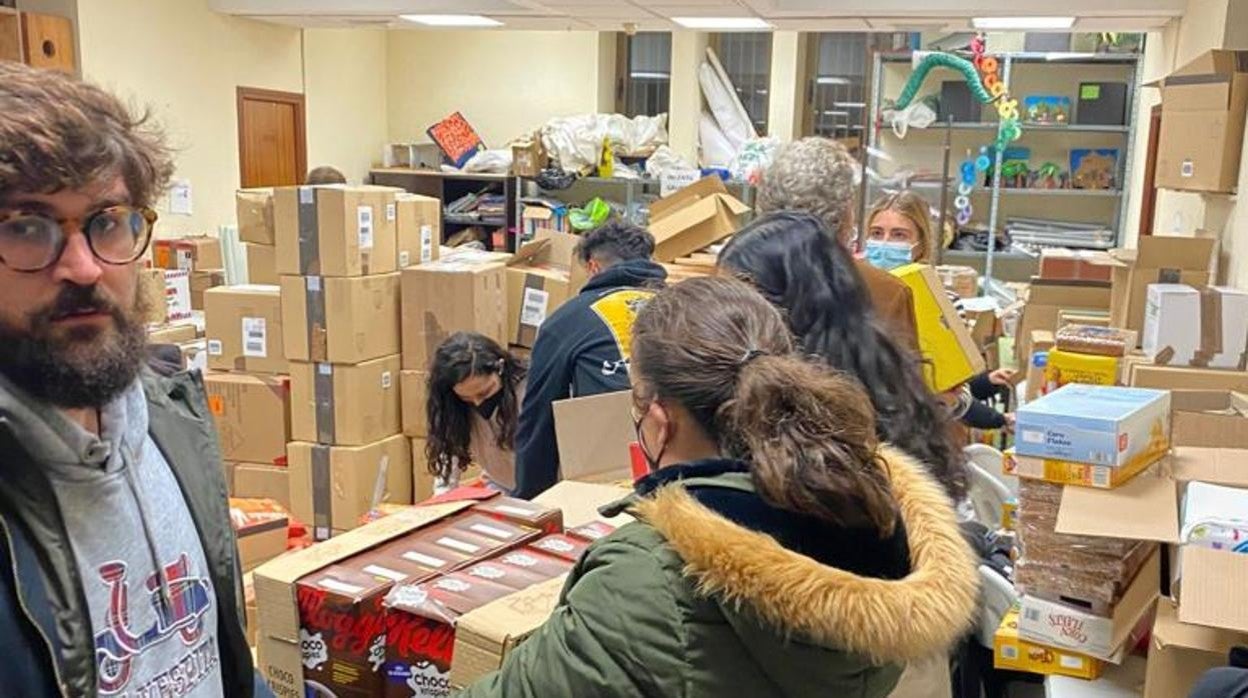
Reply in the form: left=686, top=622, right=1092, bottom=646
left=1004, top=448, right=1160, bottom=490
left=994, top=607, right=1104, bottom=680
left=1043, top=348, right=1120, bottom=395
left=891, top=263, right=985, bottom=392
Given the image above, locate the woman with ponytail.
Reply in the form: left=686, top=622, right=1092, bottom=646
left=461, top=277, right=978, bottom=698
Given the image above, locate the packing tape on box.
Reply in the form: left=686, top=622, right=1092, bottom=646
left=314, top=363, right=337, bottom=444
left=297, top=186, right=321, bottom=275
left=1193, top=289, right=1223, bottom=367
left=311, top=444, right=332, bottom=541
left=304, top=276, right=329, bottom=363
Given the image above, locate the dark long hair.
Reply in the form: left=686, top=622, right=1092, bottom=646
left=633, top=277, right=898, bottom=533
left=425, top=332, right=526, bottom=481
left=719, top=210, right=966, bottom=500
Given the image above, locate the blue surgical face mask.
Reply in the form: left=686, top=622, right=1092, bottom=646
left=864, top=239, right=916, bottom=270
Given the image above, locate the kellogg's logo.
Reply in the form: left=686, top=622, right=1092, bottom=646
left=1047, top=615, right=1089, bottom=644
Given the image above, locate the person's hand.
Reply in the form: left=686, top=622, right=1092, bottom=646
left=989, top=368, right=1017, bottom=386
left=1003, top=413, right=1016, bottom=432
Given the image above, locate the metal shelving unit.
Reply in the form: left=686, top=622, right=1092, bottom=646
left=866, top=50, right=1143, bottom=286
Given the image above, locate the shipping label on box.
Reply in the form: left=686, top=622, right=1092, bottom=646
left=892, top=263, right=985, bottom=392
left=281, top=273, right=401, bottom=365
left=290, top=356, right=401, bottom=447
left=400, top=254, right=508, bottom=371
left=1016, top=384, right=1171, bottom=466
left=288, top=435, right=412, bottom=541
left=162, top=269, right=193, bottom=322
left=396, top=193, right=441, bottom=268
left=275, top=185, right=400, bottom=278
left=204, top=372, right=291, bottom=465
left=205, top=285, right=286, bottom=374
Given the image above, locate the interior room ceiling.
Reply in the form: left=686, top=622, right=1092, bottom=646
left=209, top=0, right=1185, bottom=32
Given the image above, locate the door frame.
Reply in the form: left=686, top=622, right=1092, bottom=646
left=236, top=86, right=307, bottom=187
left=1137, top=103, right=1162, bottom=238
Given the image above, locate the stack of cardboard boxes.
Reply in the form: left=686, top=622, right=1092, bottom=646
left=270, top=185, right=412, bottom=542
left=143, top=234, right=221, bottom=370
left=995, top=385, right=1172, bottom=676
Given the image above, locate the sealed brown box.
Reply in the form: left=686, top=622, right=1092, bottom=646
left=1131, top=365, right=1248, bottom=392
left=401, top=370, right=429, bottom=438
left=448, top=575, right=567, bottom=689
left=383, top=572, right=516, bottom=697
left=236, top=515, right=288, bottom=573
left=1153, top=50, right=1248, bottom=193
left=647, top=176, right=749, bottom=263
left=290, top=355, right=401, bottom=446
left=505, top=233, right=585, bottom=348
left=237, top=187, right=275, bottom=245
left=204, top=372, right=291, bottom=466
left=1038, top=249, right=1117, bottom=283
left=400, top=250, right=509, bottom=371
left=1143, top=601, right=1248, bottom=698
left=395, top=193, right=441, bottom=268
left=288, top=434, right=413, bottom=541
left=152, top=235, right=223, bottom=272
left=139, top=267, right=168, bottom=325
left=528, top=533, right=589, bottom=563
left=233, top=463, right=291, bottom=511
left=274, top=185, right=400, bottom=277
left=1109, top=236, right=1217, bottom=338
left=281, top=273, right=401, bottom=365
left=147, top=321, right=198, bottom=345
left=245, top=243, right=278, bottom=285
left=204, top=285, right=286, bottom=374
left=190, top=269, right=225, bottom=310
left=296, top=565, right=393, bottom=698
left=1015, top=280, right=1112, bottom=362
left=471, top=496, right=563, bottom=534
left=410, top=438, right=434, bottom=503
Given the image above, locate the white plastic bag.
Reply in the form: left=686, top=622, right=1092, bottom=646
left=644, top=145, right=695, bottom=178
left=459, top=148, right=513, bottom=173
left=540, top=114, right=669, bottom=174
left=699, top=111, right=736, bottom=168
left=728, top=137, right=780, bottom=183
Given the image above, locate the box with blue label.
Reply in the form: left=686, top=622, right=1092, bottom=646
left=1016, top=384, right=1171, bottom=466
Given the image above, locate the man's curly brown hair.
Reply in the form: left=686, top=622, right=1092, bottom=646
left=0, top=62, right=173, bottom=207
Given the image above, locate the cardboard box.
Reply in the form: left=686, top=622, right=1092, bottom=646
left=552, top=390, right=635, bottom=484
left=236, top=516, right=288, bottom=573
left=400, top=250, right=509, bottom=371
left=139, top=267, right=168, bottom=325
left=1024, top=331, right=1057, bottom=403
left=1110, top=236, right=1216, bottom=338
left=1038, top=249, right=1117, bottom=283
left=1143, top=284, right=1202, bottom=366
left=295, top=564, right=393, bottom=696
left=1004, top=448, right=1158, bottom=490
left=646, top=175, right=749, bottom=263
left=1131, top=365, right=1248, bottom=392
left=401, top=370, right=428, bottom=438
left=190, top=269, right=225, bottom=310
left=281, top=273, right=401, bottom=365
left=147, top=321, right=199, bottom=345
left=892, top=263, right=986, bottom=392
left=1016, top=280, right=1113, bottom=362
left=150, top=268, right=193, bottom=323
left=510, top=135, right=546, bottom=177
left=505, top=233, right=583, bottom=348
left=290, top=356, right=401, bottom=446
left=288, top=434, right=413, bottom=540
left=532, top=480, right=634, bottom=529
left=1143, top=601, right=1248, bottom=698
left=274, top=185, right=400, bottom=277
left=204, top=285, right=286, bottom=374
left=1017, top=548, right=1159, bottom=659
left=410, top=438, right=434, bottom=502
left=152, top=235, right=223, bottom=272
left=994, top=607, right=1104, bottom=679
left=395, top=193, right=441, bottom=268
left=934, top=265, right=978, bottom=298
left=237, top=187, right=275, bottom=245
left=448, top=574, right=567, bottom=690
left=1154, top=50, right=1248, bottom=193
left=204, top=372, right=291, bottom=465
left=1172, top=390, right=1248, bottom=449
left=1201, top=287, right=1248, bottom=369
left=1055, top=325, right=1137, bottom=358
left=1015, top=384, right=1171, bottom=466
left=234, top=463, right=292, bottom=511
left=245, top=243, right=278, bottom=285
left=253, top=501, right=472, bottom=698
left=1043, top=348, right=1121, bottom=395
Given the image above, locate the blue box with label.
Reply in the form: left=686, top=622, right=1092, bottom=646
left=1015, top=384, right=1171, bottom=466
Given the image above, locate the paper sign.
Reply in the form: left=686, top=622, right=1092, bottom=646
left=169, top=180, right=192, bottom=216
left=660, top=169, right=701, bottom=197
left=1080, top=84, right=1101, bottom=100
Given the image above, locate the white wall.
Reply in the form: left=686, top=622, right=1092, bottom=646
left=386, top=30, right=603, bottom=148
left=303, top=28, right=389, bottom=184
left=78, top=0, right=304, bottom=238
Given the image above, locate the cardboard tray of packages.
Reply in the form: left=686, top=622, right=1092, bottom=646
left=552, top=390, right=635, bottom=484
left=646, top=175, right=749, bottom=263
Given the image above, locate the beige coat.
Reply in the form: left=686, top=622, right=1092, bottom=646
left=465, top=382, right=524, bottom=491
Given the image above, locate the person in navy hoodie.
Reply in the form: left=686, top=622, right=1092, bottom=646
left=512, top=220, right=666, bottom=498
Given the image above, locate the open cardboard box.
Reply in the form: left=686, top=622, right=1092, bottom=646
left=1152, top=49, right=1248, bottom=194
left=1015, top=279, right=1113, bottom=362
left=1131, top=365, right=1248, bottom=392
left=1109, top=235, right=1217, bottom=339
left=1056, top=440, right=1248, bottom=635
left=553, top=390, right=635, bottom=484
left=646, top=176, right=749, bottom=263
left=505, top=233, right=585, bottom=349
left=1143, top=600, right=1248, bottom=698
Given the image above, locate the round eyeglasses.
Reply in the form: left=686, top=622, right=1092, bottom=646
left=0, top=205, right=158, bottom=272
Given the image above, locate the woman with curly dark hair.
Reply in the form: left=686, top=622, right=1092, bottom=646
left=719, top=210, right=967, bottom=502
left=425, top=332, right=526, bottom=492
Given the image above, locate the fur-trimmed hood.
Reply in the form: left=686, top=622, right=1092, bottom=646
left=629, top=446, right=980, bottom=666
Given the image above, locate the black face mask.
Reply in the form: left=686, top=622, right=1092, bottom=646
left=474, top=390, right=505, bottom=420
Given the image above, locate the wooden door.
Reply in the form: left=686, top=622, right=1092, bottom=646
left=237, top=87, right=306, bottom=188
left=20, top=11, right=74, bottom=73
left=1137, top=104, right=1162, bottom=238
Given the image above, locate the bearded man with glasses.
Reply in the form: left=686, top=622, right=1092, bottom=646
left=0, top=62, right=266, bottom=697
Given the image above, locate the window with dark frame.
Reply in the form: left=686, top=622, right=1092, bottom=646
left=617, top=32, right=672, bottom=118
left=711, top=32, right=773, bottom=135
left=805, top=32, right=917, bottom=146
